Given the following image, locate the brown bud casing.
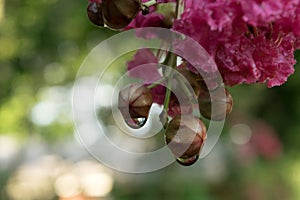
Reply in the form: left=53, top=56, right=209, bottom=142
left=87, top=2, right=104, bottom=26
left=118, top=83, right=153, bottom=128
left=87, top=0, right=142, bottom=30
left=177, top=68, right=202, bottom=97
left=102, top=0, right=141, bottom=30
left=165, top=115, right=207, bottom=166
left=198, top=87, right=233, bottom=121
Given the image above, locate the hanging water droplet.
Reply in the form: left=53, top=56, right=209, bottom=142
left=125, top=117, right=147, bottom=129
left=118, top=83, right=153, bottom=129
left=176, top=155, right=199, bottom=166
left=132, top=117, right=147, bottom=127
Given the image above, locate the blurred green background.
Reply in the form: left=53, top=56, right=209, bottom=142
left=1, top=0, right=300, bottom=199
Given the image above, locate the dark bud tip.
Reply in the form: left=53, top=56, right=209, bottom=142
left=165, top=115, right=207, bottom=166
left=176, top=155, right=199, bottom=166
left=142, top=6, right=150, bottom=15
left=101, top=0, right=142, bottom=30
left=118, top=83, right=153, bottom=129
left=87, top=2, right=104, bottom=26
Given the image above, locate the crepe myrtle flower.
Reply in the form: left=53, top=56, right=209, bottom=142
left=173, top=0, right=300, bottom=87
left=124, top=0, right=300, bottom=87
left=86, top=0, right=300, bottom=166
left=87, top=0, right=300, bottom=88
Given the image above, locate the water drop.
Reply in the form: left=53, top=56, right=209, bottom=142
left=176, top=155, right=199, bottom=166
left=132, top=117, right=147, bottom=127
left=125, top=117, right=147, bottom=129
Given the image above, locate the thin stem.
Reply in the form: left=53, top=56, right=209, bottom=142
left=170, top=53, right=177, bottom=67
left=163, top=53, right=177, bottom=111
left=147, top=77, right=166, bottom=89
left=163, top=51, right=177, bottom=69
left=156, top=48, right=162, bottom=60
left=163, top=51, right=171, bottom=66
left=176, top=0, right=185, bottom=19
left=175, top=0, right=180, bottom=19
left=143, top=0, right=157, bottom=7
left=163, top=71, right=173, bottom=111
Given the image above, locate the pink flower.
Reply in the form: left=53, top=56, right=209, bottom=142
left=215, top=32, right=296, bottom=87
left=173, top=0, right=300, bottom=87
left=125, top=0, right=300, bottom=88
left=126, top=49, right=166, bottom=105
left=127, top=49, right=162, bottom=84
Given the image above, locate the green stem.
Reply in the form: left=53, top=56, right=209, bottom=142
left=163, top=53, right=177, bottom=111
left=143, top=0, right=157, bottom=7
left=169, top=53, right=177, bottom=68
left=163, top=71, right=173, bottom=111
left=176, top=0, right=185, bottom=19
left=147, top=77, right=166, bottom=89
left=175, top=0, right=180, bottom=19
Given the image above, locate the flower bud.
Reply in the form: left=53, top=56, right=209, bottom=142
left=87, top=0, right=142, bottom=30
left=198, top=87, right=233, bottom=121
left=87, top=2, right=104, bottom=26
left=177, top=68, right=202, bottom=97
left=118, top=83, right=153, bottom=128
left=165, top=115, right=207, bottom=166
left=102, top=0, right=141, bottom=30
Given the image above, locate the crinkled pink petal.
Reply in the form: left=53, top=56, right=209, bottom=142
left=173, top=38, right=218, bottom=74
left=241, top=0, right=283, bottom=26
left=173, top=0, right=299, bottom=87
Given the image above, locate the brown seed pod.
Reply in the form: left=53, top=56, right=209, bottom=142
left=118, top=83, right=153, bottom=129
left=87, top=0, right=142, bottom=30
left=87, top=2, right=104, bottom=26
left=177, top=68, right=202, bottom=97
left=165, top=115, right=207, bottom=166
left=198, top=87, right=233, bottom=121
left=101, top=0, right=142, bottom=30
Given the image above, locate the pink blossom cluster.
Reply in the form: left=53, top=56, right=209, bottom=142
left=127, top=0, right=300, bottom=87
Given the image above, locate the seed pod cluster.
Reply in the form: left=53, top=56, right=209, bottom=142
left=162, top=68, right=233, bottom=166
left=177, top=68, right=233, bottom=121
